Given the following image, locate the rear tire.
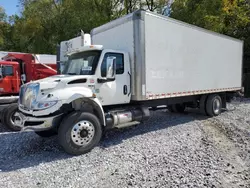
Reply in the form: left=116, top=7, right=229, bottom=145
left=3, top=103, right=21, bottom=131
left=206, top=94, right=222, bottom=117
left=58, top=112, right=102, bottom=155
left=199, top=95, right=208, bottom=115
left=35, top=130, right=57, bottom=137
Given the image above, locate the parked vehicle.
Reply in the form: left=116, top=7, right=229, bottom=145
left=14, top=10, right=243, bottom=155
left=0, top=52, right=57, bottom=131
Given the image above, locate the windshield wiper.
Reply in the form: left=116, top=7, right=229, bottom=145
left=68, top=73, right=77, bottom=75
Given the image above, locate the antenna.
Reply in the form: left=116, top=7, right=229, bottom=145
left=80, top=30, right=84, bottom=46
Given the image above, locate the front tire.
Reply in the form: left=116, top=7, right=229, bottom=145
left=1, top=107, right=8, bottom=125
left=58, top=112, right=102, bottom=155
left=3, top=103, right=21, bottom=131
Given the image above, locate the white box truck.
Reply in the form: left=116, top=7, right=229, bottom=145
left=13, top=10, right=243, bottom=155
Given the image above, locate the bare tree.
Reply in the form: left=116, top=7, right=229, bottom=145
left=145, top=0, right=170, bottom=12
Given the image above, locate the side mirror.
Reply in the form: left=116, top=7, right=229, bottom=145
left=97, top=56, right=116, bottom=83
left=58, top=61, right=65, bottom=74
left=0, top=65, right=3, bottom=79
left=0, top=65, right=5, bottom=78
left=21, top=74, right=26, bottom=82
left=106, top=56, right=116, bottom=79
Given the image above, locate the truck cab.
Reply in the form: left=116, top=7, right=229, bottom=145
left=61, top=47, right=131, bottom=105
left=0, top=61, right=21, bottom=95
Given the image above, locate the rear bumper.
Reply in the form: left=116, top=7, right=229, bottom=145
left=14, top=111, right=63, bottom=131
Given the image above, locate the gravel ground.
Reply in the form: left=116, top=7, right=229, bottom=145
left=0, top=100, right=249, bottom=188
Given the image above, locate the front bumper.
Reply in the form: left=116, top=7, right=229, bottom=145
left=14, top=111, right=63, bottom=131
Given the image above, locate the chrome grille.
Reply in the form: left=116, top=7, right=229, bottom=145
left=19, top=83, right=40, bottom=110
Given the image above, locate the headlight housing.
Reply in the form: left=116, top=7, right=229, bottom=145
left=32, top=100, right=58, bottom=110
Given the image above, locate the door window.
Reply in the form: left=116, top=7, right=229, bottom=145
left=4, top=66, right=14, bottom=76
left=101, top=53, right=124, bottom=77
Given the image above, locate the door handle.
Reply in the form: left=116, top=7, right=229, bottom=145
left=128, top=71, right=131, bottom=96
left=123, top=85, right=127, bottom=95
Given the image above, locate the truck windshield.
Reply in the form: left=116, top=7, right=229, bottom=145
left=62, top=50, right=101, bottom=75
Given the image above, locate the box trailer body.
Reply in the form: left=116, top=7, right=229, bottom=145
left=13, top=10, right=243, bottom=155
left=91, top=10, right=243, bottom=101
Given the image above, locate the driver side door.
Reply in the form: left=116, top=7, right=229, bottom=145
left=96, top=51, right=130, bottom=106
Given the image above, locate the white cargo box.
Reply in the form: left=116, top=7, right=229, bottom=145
left=0, top=51, right=8, bottom=59
left=92, top=10, right=243, bottom=101
left=35, top=54, right=56, bottom=64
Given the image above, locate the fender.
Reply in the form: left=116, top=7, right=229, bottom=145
left=57, top=86, right=93, bottom=101
left=65, top=94, right=106, bottom=126
left=90, top=98, right=106, bottom=126
left=65, top=93, right=93, bottom=104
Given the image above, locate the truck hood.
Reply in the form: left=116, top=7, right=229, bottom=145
left=19, top=75, right=95, bottom=114
left=32, top=75, right=91, bottom=90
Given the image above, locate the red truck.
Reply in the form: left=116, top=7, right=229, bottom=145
left=0, top=52, right=57, bottom=131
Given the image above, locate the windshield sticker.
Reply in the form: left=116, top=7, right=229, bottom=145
left=83, top=61, right=88, bottom=67
left=82, top=66, right=92, bottom=71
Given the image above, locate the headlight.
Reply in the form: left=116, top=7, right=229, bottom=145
left=32, top=101, right=58, bottom=110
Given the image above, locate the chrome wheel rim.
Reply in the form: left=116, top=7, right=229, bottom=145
left=10, top=113, right=15, bottom=125
left=213, top=98, right=221, bottom=114
left=71, top=120, right=95, bottom=146
left=10, top=111, right=19, bottom=126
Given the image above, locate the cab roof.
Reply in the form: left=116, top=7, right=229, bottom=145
left=0, top=60, right=19, bottom=65
left=2, top=53, right=34, bottom=61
